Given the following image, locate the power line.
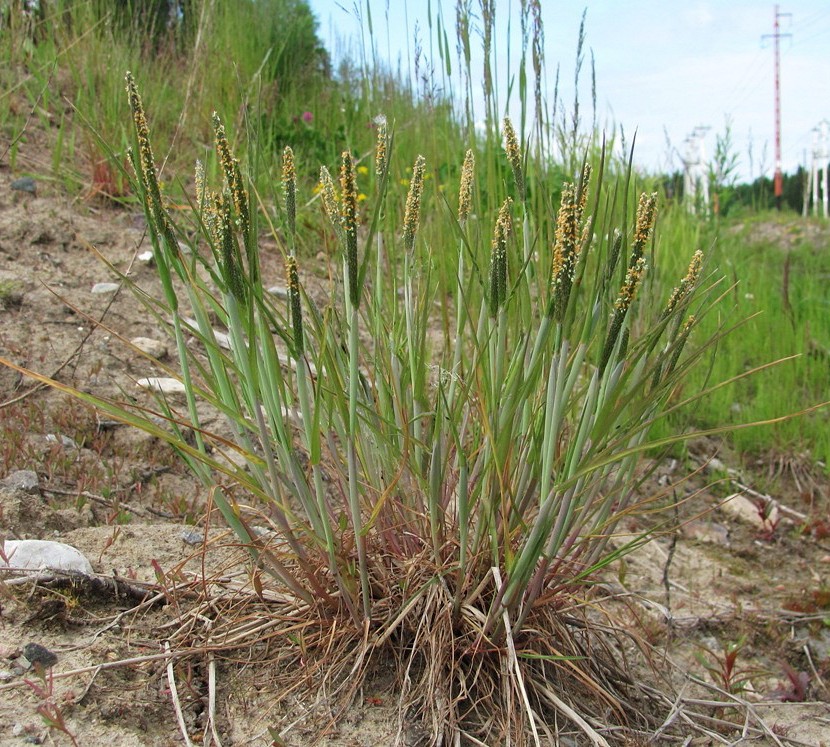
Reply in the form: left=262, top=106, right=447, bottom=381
left=762, top=5, right=792, bottom=210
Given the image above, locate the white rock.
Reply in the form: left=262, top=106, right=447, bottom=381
left=91, top=282, right=120, bottom=294
left=704, top=457, right=726, bottom=473
left=719, top=493, right=780, bottom=529
left=267, top=285, right=289, bottom=299
left=136, top=377, right=187, bottom=395
left=137, top=250, right=154, bottom=264
left=131, top=337, right=168, bottom=359
left=1, top=539, right=93, bottom=575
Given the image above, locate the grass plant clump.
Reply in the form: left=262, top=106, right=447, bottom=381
left=2, top=70, right=740, bottom=743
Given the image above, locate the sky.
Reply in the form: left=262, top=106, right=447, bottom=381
left=307, top=0, right=830, bottom=183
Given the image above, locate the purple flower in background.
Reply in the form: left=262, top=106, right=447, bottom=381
left=301, top=111, right=313, bottom=124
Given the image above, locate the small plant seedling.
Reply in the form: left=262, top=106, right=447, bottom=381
left=754, top=500, right=781, bottom=541
left=768, top=663, right=809, bottom=702
left=23, top=659, right=80, bottom=747
left=694, top=636, right=766, bottom=696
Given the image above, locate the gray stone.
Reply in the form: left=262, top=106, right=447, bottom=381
left=2, top=470, right=39, bottom=494
left=45, top=433, right=78, bottom=449
left=1, top=539, right=94, bottom=575
left=267, top=285, right=288, bottom=299
left=681, top=519, right=730, bottom=546
left=131, top=336, right=168, bottom=359
left=11, top=177, right=36, bottom=194
left=91, top=282, right=120, bottom=295
left=180, top=529, right=203, bottom=545
left=21, top=643, right=58, bottom=669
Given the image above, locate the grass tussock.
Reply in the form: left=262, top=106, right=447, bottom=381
left=3, top=2, right=827, bottom=744
left=1, top=69, right=733, bottom=742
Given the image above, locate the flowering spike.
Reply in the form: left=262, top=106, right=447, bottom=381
left=664, top=249, right=703, bottom=317
left=282, top=146, right=296, bottom=241
left=600, top=256, right=647, bottom=373
left=286, top=255, right=304, bottom=355
left=503, top=117, right=525, bottom=201
left=194, top=160, right=206, bottom=213
left=630, top=192, right=658, bottom=265
left=458, top=149, right=475, bottom=223
left=403, top=155, right=426, bottom=254
left=339, top=151, right=360, bottom=307
left=124, top=71, right=179, bottom=282
left=319, top=166, right=340, bottom=228
left=550, top=182, right=579, bottom=319
left=375, top=117, right=389, bottom=177
left=489, top=198, right=512, bottom=316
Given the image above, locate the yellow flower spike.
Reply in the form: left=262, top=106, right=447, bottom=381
left=282, top=146, right=297, bottom=241
left=212, top=113, right=250, bottom=245
left=615, top=256, right=647, bottom=312
left=601, top=255, right=648, bottom=373
left=458, top=149, right=475, bottom=224
left=375, top=118, right=388, bottom=177
left=550, top=182, right=580, bottom=320
left=503, top=117, right=525, bottom=201
left=339, top=151, right=360, bottom=306
left=403, top=155, right=426, bottom=255
left=319, top=166, right=340, bottom=228
left=631, top=192, right=658, bottom=263
left=489, top=197, right=512, bottom=316
left=664, top=249, right=704, bottom=317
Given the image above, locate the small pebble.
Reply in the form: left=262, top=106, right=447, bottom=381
left=91, top=282, right=120, bottom=295
left=131, top=336, right=168, bottom=359
left=11, top=177, right=36, bottom=194
left=0, top=670, right=13, bottom=682
left=22, top=643, right=58, bottom=670
left=45, top=433, right=78, bottom=449
left=704, top=457, right=726, bottom=473
left=180, top=530, right=203, bottom=545
left=267, top=285, right=288, bottom=299
left=137, top=250, right=154, bottom=264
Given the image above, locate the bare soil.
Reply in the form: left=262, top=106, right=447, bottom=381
left=2, top=150, right=830, bottom=745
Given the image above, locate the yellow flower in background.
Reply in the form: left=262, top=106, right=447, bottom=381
left=357, top=165, right=369, bottom=175
left=399, top=178, right=409, bottom=186
left=358, top=193, right=367, bottom=202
